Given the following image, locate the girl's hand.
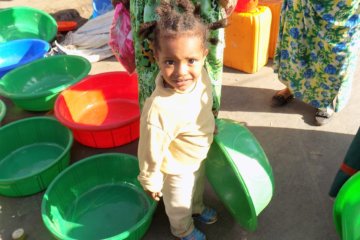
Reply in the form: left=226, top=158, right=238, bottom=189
left=145, top=190, right=163, bottom=201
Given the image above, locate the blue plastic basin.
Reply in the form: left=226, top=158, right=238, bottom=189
left=0, top=39, right=50, bottom=78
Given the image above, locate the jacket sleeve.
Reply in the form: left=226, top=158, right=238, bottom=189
left=137, top=121, right=171, bottom=193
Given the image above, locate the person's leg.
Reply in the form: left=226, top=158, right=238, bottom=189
left=191, top=162, right=206, bottom=215
left=192, top=163, right=218, bottom=224
left=162, top=173, right=196, bottom=238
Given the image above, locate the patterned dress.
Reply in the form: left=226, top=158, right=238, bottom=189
left=274, top=0, right=360, bottom=112
left=129, top=0, right=229, bottom=114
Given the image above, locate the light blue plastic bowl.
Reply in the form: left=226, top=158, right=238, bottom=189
left=0, top=39, right=50, bottom=78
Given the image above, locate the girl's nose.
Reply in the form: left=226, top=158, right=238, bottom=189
left=176, top=63, right=187, bottom=76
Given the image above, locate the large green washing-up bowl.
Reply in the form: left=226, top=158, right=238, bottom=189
left=0, top=55, right=91, bottom=111
left=206, top=118, right=275, bottom=231
left=0, top=6, right=57, bottom=43
left=0, top=116, right=73, bottom=197
left=42, top=153, right=157, bottom=240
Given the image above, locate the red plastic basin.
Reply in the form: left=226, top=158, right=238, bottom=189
left=54, top=72, right=139, bottom=148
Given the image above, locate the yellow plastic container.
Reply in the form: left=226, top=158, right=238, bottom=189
left=259, top=0, right=283, bottom=58
left=224, top=6, right=271, bottom=74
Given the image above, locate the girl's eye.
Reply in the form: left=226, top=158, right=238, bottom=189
left=188, top=59, right=196, bottom=64
left=165, top=60, right=174, bottom=65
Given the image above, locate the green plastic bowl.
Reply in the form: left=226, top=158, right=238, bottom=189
left=206, top=118, right=274, bottom=231
left=0, top=116, right=73, bottom=197
left=0, top=55, right=91, bottom=111
left=42, top=153, right=157, bottom=240
left=333, top=172, right=360, bottom=240
left=0, top=99, right=6, bottom=123
left=0, top=7, right=57, bottom=43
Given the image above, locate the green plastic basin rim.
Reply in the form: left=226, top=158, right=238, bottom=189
left=41, top=152, right=158, bottom=240
left=0, top=55, right=91, bottom=99
left=333, top=171, right=360, bottom=239
left=0, top=99, right=6, bottom=122
left=0, top=116, right=73, bottom=182
left=0, top=6, right=58, bottom=43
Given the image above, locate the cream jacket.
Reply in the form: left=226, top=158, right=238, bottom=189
left=137, top=68, right=215, bottom=192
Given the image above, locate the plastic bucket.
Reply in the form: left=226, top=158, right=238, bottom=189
left=0, top=39, right=50, bottom=78
left=42, top=153, right=157, bottom=240
left=0, top=116, right=73, bottom=197
left=0, top=55, right=91, bottom=111
left=0, top=7, right=57, bottom=43
left=54, top=71, right=140, bottom=148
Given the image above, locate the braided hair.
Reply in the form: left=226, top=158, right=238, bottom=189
left=139, top=0, right=227, bottom=52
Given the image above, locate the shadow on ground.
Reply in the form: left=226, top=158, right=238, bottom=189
left=0, top=102, right=352, bottom=240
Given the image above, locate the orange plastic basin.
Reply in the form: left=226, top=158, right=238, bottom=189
left=54, top=72, right=139, bottom=148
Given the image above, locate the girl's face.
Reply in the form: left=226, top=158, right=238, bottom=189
left=155, top=34, right=208, bottom=92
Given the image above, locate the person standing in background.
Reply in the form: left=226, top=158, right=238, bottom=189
left=271, top=1, right=360, bottom=125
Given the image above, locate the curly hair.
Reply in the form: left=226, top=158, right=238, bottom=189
left=139, top=0, right=227, bottom=52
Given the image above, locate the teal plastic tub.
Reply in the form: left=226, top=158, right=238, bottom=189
left=0, top=55, right=91, bottom=111
left=42, top=153, right=157, bottom=240
left=206, top=118, right=274, bottom=231
left=333, top=172, right=360, bottom=240
left=0, top=116, right=73, bottom=197
left=0, top=99, right=6, bottom=123
left=0, top=6, right=57, bottom=43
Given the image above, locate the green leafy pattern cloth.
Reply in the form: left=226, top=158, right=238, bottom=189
left=274, top=0, right=360, bottom=112
left=130, top=0, right=225, bottom=114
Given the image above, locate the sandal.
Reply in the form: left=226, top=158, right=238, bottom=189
left=271, top=91, right=294, bottom=107
left=315, top=109, right=334, bottom=126
left=192, top=207, right=218, bottom=225
left=179, top=228, right=206, bottom=240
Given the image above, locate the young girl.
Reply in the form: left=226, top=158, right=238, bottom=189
left=137, top=1, right=227, bottom=239
left=130, top=0, right=236, bottom=116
